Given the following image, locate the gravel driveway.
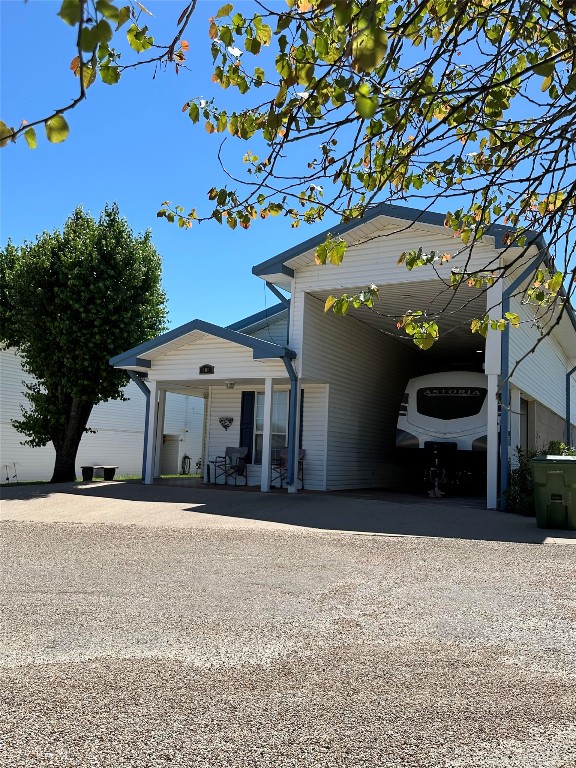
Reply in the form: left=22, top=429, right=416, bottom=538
left=1, top=485, right=575, bottom=767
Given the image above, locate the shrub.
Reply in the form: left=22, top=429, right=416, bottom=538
left=504, top=442, right=576, bottom=515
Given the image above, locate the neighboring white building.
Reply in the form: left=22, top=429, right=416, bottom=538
left=110, top=204, right=576, bottom=508
left=0, top=347, right=204, bottom=482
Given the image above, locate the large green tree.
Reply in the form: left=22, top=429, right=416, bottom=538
left=0, top=205, right=167, bottom=482
left=1, top=1, right=575, bottom=345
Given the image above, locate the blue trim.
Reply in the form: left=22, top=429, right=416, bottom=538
left=265, top=282, right=290, bottom=306
left=282, top=355, right=298, bottom=487
left=252, top=202, right=543, bottom=278
left=500, top=252, right=546, bottom=508
left=567, top=364, right=576, bottom=447
left=110, top=318, right=296, bottom=367
left=127, top=372, right=150, bottom=482
left=226, top=302, right=286, bottom=330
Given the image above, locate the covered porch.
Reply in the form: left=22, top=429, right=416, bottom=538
left=110, top=320, right=302, bottom=493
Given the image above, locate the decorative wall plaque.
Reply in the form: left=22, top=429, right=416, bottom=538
left=199, top=364, right=214, bottom=375
left=219, top=417, right=233, bottom=431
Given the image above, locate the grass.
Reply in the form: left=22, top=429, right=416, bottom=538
left=1, top=473, right=201, bottom=488
left=1, top=479, right=51, bottom=488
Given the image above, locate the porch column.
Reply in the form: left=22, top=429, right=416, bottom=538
left=485, top=280, right=502, bottom=509
left=203, top=388, right=212, bottom=483
left=287, top=378, right=302, bottom=494
left=154, top=388, right=167, bottom=478
left=144, top=379, right=158, bottom=484
left=510, top=387, right=521, bottom=468
left=260, top=377, right=274, bottom=492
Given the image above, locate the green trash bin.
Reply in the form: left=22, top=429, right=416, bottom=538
left=531, top=455, right=576, bottom=530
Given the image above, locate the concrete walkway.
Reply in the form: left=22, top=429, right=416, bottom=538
left=1, top=480, right=574, bottom=543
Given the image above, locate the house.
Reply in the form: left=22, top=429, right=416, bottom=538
left=110, top=203, right=576, bottom=507
left=0, top=347, right=204, bottom=482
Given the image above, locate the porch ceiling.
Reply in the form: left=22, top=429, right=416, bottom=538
left=311, top=279, right=488, bottom=362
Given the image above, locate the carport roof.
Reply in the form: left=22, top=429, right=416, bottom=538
left=252, top=202, right=543, bottom=285
left=110, top=318, right=296, bottom=373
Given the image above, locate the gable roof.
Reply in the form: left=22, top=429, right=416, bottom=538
left=226, top=302, right=287, bottom=332
left=252, top=201, right=545, bottom=287
left=110, top=318, right=295, bottom=373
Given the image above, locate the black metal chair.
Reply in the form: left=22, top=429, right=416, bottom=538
left=271, top=448, right=305, bottom=489
left=211, top=447, right=249, bottom=486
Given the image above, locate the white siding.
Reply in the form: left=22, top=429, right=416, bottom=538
left=300, top=295, right=421, bottom=490
left=149, top=335, right=286, bottom=382
left=0, top=348, right=202, bottom=482
left=300, top=383, right=328, bottom=491
left=292, top=226, right=500, bottom=296
left=508, top=295, right=569, bottom=417
left=204, top=382, right=327, bottom=490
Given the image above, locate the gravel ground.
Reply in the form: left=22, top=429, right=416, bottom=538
left=1, top=517, right=575, bottom=767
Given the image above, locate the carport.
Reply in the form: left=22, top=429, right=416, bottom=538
left=252, top=202, right=576, bottom=508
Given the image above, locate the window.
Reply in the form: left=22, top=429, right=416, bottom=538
left=253, top=390, right=288, bottom=464
left=416, top=387, right=487, bottom=420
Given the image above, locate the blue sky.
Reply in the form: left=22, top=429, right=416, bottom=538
left=0, top=0, right=323, bottom=329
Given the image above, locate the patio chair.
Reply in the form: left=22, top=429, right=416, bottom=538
left=211, top=446, right=249, bottom=486
left=271, top=448, right=305, bottom=489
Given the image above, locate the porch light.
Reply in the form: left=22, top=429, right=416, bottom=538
left=225, top=381, right=236, bottom=390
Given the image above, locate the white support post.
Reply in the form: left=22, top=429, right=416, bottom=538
left=144, top=380, right=158, bottom=485
left=154, top=389, right=167, bottom=478
left=287, top=379, right=302, bottom=494
left=203, top=388, right=212, bottom=484
left=261, top=377, right=273, bottom=492
left=485, top=280, right=502, bottom=509
left=510, top=388, right=521, bottom=468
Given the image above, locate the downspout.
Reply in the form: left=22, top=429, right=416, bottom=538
left=500, top=252, right=546, bottom=506
left=127, top=371, right=150, bottom=482
left=566, top=364, right=576, bottom=447
left=282, top=355, right=298, bottom=488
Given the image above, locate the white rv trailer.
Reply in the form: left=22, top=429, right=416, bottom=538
left=396, top=372, right=488, bottom=453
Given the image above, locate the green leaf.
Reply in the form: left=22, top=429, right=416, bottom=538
left=533, top=60, right=555, bottom=78
left=126, top=23, right=153, bottom=53
left=0, top=120, right=11, bottom=147
left=255, top=23, right=272, bottom=46
left=327, top=239, right=346, bottom=265
left=354, top=82, right=378, bottom=119
left=188, top=103, right=200, bottom=122
left=45, top=114, right=70, bottom=143
left=116, top=5, right=131, bottom=30
left=95, top=0, right=120, bottom=22
left=504, top=312, right=521, bottom=328
left=216, top=3, right=233, bottom=18
left=24, top=127, right=37, bottom=149
left=58, top=0, right=81, bottom=26
left=100, top=65, right=121, bottom=84
left=351, top=25, right=388, bottom=73
left=416, top=332, right=437, bottom=350
left=334, top=0, right=355, bottom=26
left=548, top=271, right=563, bottom=294
left=315, top=242, right=327, bottom=265
left=275, top=14, right=292, bottom=33
left=324, top=295, right=337, bottom=313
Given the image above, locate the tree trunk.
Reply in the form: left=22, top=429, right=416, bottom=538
left=50, top=398, right=94, bottom=483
